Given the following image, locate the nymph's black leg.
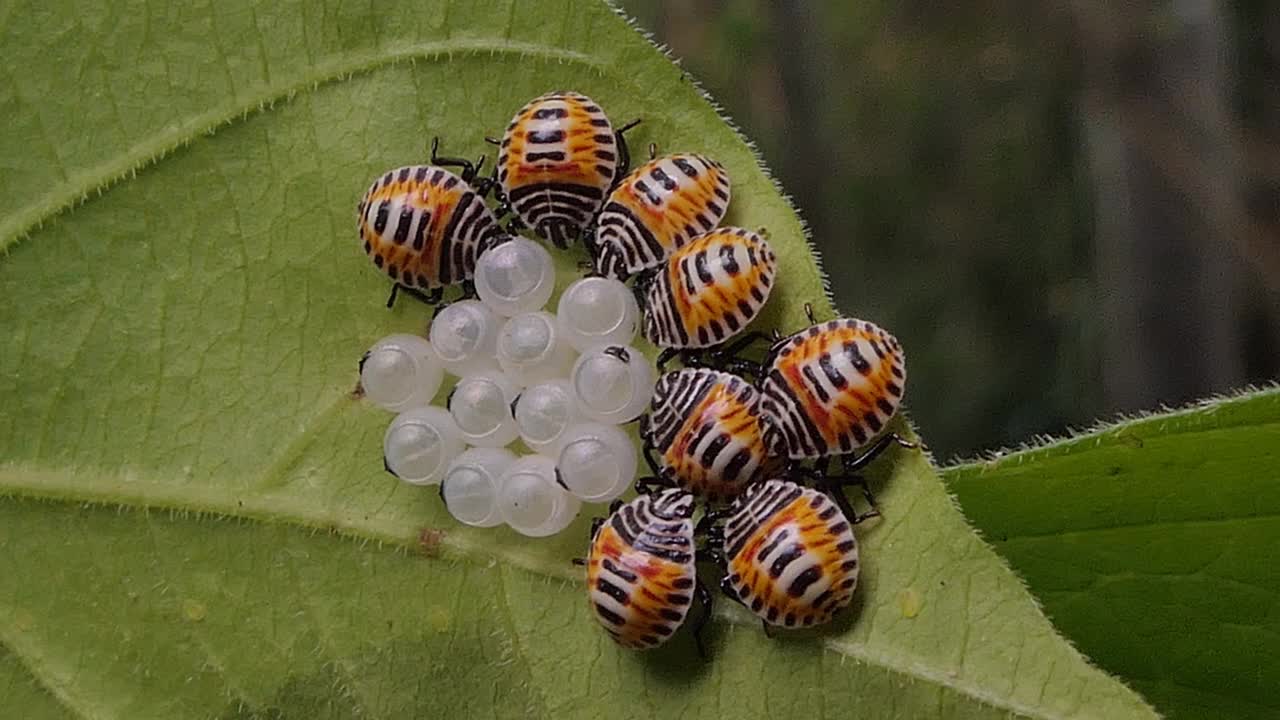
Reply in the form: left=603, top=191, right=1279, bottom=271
left=647, top=142, right=658, bottom=160
left=484, top=136, right=501, bottom=146
left=580, top=229, right=608, bottom=278
left=711, top=331, right=771, bottom=359
left=764, top=329, right=788, bottom=358
left=573, top=510, right=614, bottom=566
left=429, top=296, right=449, bottom=323
left=719, top=574, right=745, bottom=606
left=504, top=216, right=528, bottom=235
left=490, top=180, right=508, bottom=207
left=471, top=174, right=495, bottom=197
left=635, top=475, right=673, bottom=495
left=386, top=283, right=442, bottom=309
left=656, top=347, right=681, bottom=372
left=761, top=620, right=775, bottom=638
left=675, top=351, right=716, bottom=370
left=804, top=434, right=915, bottom=518
left=592, top=513, right=610, bottom=535
left=712, top=357, right=763, bottom=379
left=818, top=476, right=876, bottom=526
left=460, top=279, right=477, bottom=299
left=802, top=456, right=874, bottom=524
left=843, top=433, right=916, bottom=473
left=691, top=578, right=713, bottom=659
left=695, top=507, right=728, bottom=538
left=642, top=442, right=663, bottom=476
left=429, top=137, right=485, bottom=183
left=797, top=455, right=833, bottom=497
left=614, top=118, right=642, bottom=179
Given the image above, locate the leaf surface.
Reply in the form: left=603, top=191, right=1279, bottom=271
left=947, top=388, right=1280, bottom=720
left=0, top=1, right=1152, bottom=718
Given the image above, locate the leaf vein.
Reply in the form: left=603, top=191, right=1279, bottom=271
left=0, top=39, right=602, bottom=255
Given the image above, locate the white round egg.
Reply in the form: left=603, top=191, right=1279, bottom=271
left=383, top=407, right=464, bottom=486
left=497, top=311, right=577, bottom=386
left=512, top=379, right=584, bottom=455
left=496, top=455, right=581, bottom=537
left=441, top=447, right=517, bottom=528
left=570, top=345, right=657, bottom=424
left=555, top=423, right=638, bottom=503
left=359, top=334, right=444, bottom=412
left=474, top=238, right=557, bottom=316
left=448, top=371, right=521, bottom=448
left=428, top=300, right=501, bottom=377
left=556, top=276, right=640, bottom=352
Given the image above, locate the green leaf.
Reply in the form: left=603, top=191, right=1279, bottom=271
left=0, top=1, right=1152, bottom=717
left=947, top=388, right=1280, bottom=720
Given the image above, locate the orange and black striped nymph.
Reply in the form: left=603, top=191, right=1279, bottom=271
left=593, top=154, right=731, bottom=279
left=641, top=369, right=775, bottom=502
left=498, top=92, right=621, bottom=248
left=357, top=165, right=505, bottom=290
left=641, top=227, right=777, bottom=349
left=759, top=319, right=907, bottom=460
left=721, top=480, right=859, bottom=628
left=586, top=489, right=698, bottom=649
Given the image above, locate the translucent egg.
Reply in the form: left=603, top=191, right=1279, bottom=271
left=448, top=371, right=520, bottom=448
left=441, top=447, right=517, bottom=528
left=359, top=334, right=444, bottom=412
left=570, top=345, right=657, bottom=424
left=474, top=238, right=556, bottom=316
left=383, top=407, right=464, bottom=486
left=496, top=311, right=577, bottom=386
left=496, top=455, right=581, bottom=537
left=556, top=276, right=640, bottom=352
left=555, top=423, right=638, bottom=503
left=428, top=300, right=501, bottom=377
left=512, top=379, right=585, bottom=455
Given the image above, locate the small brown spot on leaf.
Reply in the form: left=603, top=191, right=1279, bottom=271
left=418, top=527, right=447, bottom=557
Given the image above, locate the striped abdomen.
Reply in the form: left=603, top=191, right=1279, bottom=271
left=642, top=227, right=777, bottom=349
left=498, top=92, right=618, bottom=248
left=722, top=480, right=859, bottom=627
left=642, top=369, right=773, bottom=502
left=586, top=490, right=697, bottom=649
left=594, top=154, right=730, bottom=279
left=759, top=319, right=907, bottom=459
left=357, top=166, right=504, bottom=289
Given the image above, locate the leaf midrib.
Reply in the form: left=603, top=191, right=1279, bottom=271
left=3, top=459, right=1081, bottom=720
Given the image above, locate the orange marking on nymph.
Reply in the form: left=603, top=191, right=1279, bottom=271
left=736, top=506, right=799, bottom=566
left=663, top=381, right=766, bottom=498
left=732, top=494, right=856, bottom=622
left=782, top=360, right=832, bottom=430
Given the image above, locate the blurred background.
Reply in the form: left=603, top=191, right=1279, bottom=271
left=620, top=0, right=1280, bottom=461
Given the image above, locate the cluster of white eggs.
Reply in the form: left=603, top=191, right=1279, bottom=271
left=359, top=238, right=656, bottom=537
